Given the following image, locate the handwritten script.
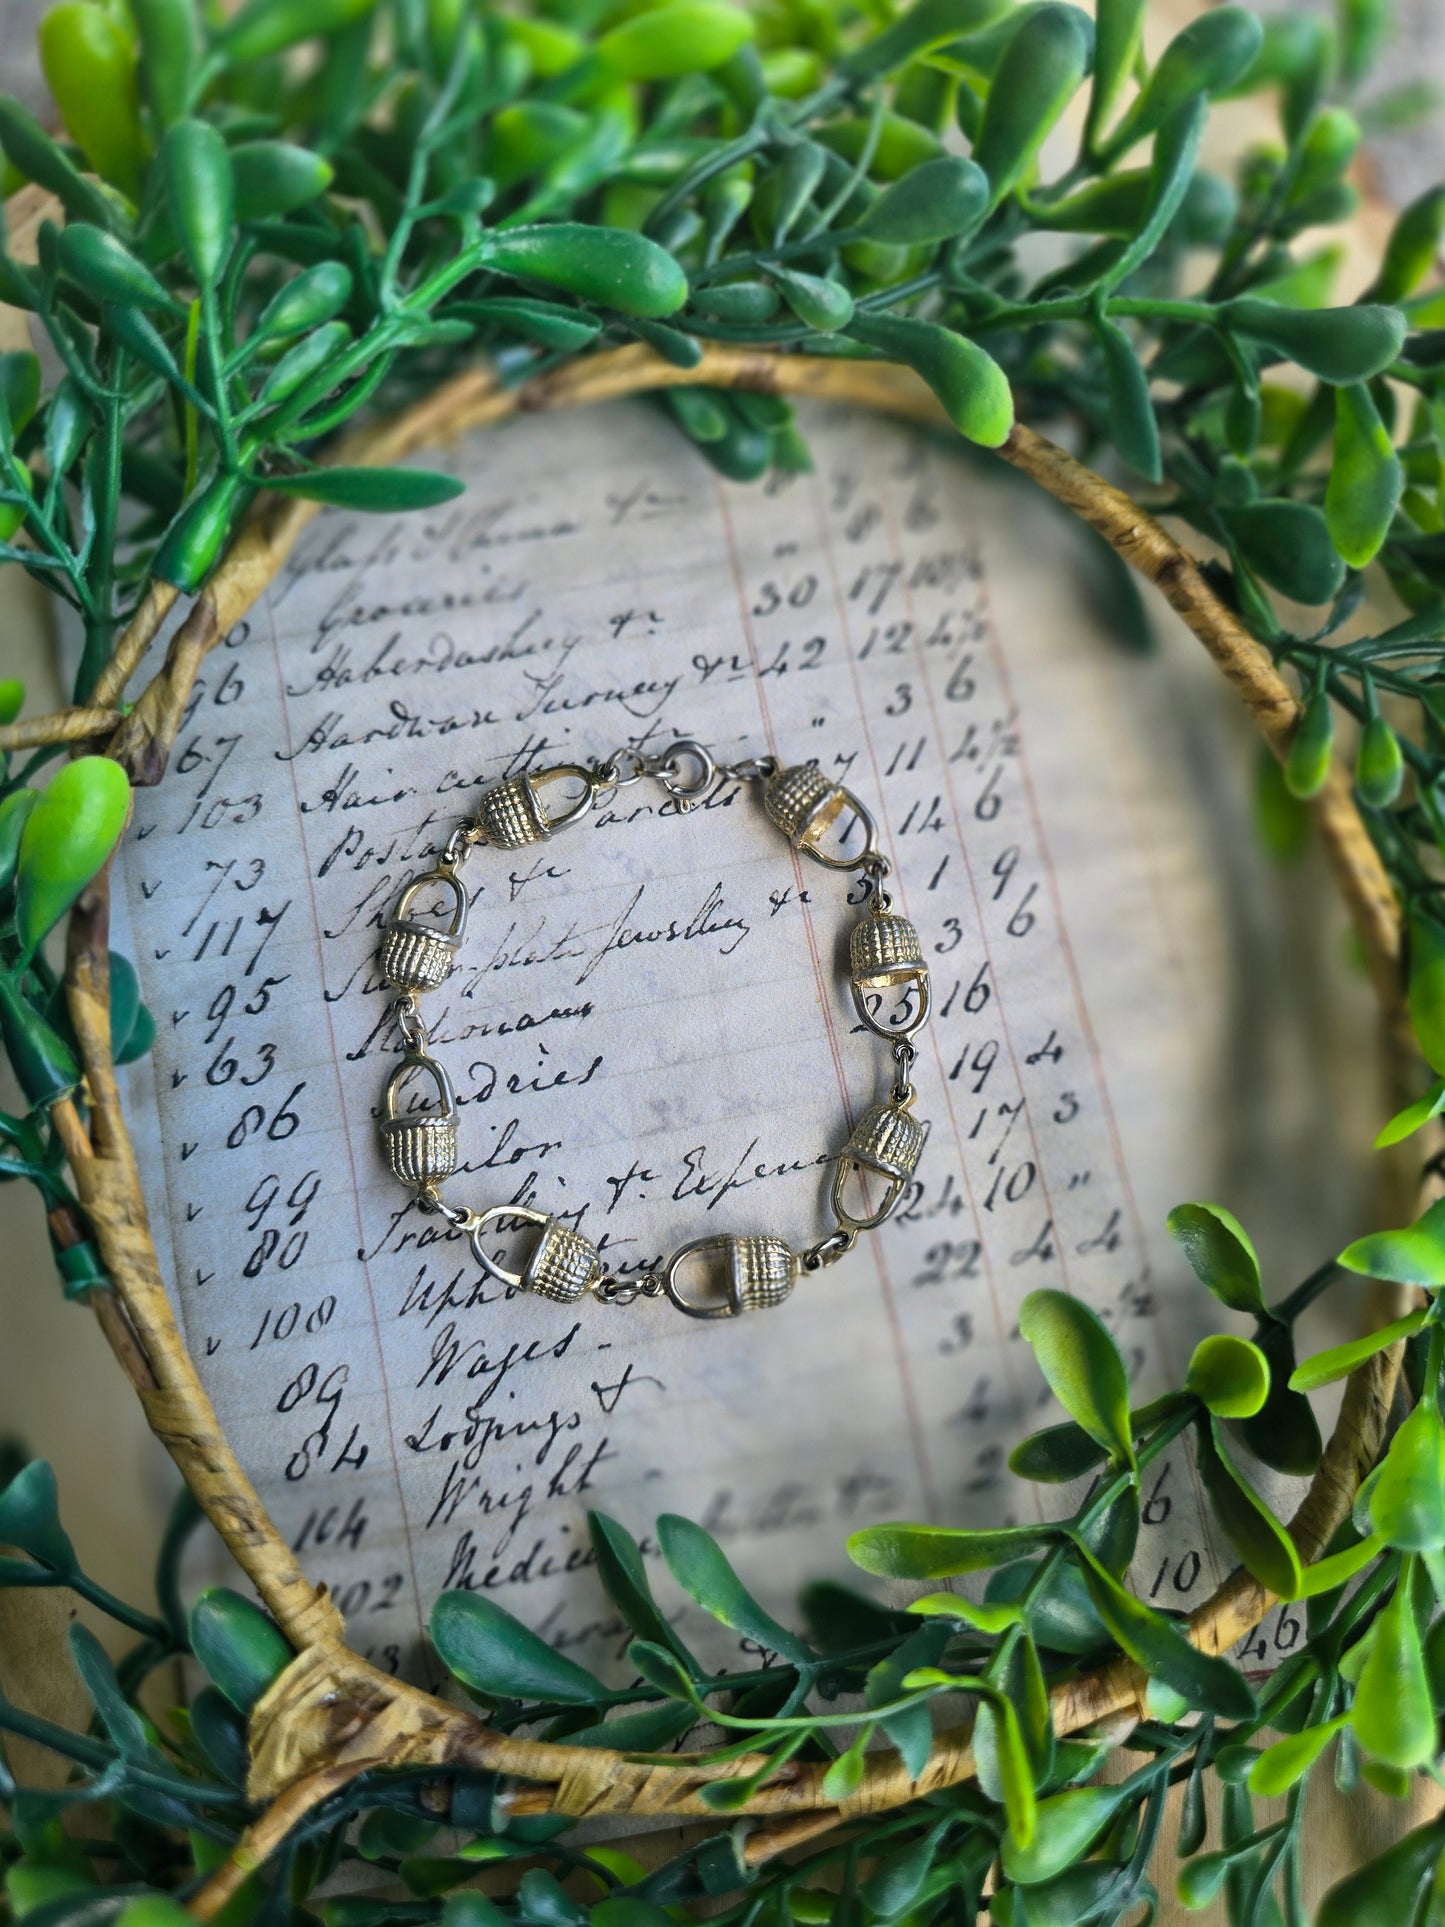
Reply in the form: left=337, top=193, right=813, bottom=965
left=114, top=399, right=1297, bottom=1682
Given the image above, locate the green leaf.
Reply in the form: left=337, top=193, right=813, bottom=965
left=1088, top=0, right=1146, bottom=144
left=1185, top=1334, right=1269, bottom=1418
left=443, top=1897, right=513, bottom=1927
left=841, top=0, right=1015, bottom=84
left=55, top=225, right=177, bottom=315
left=0, top=789, right=37, bottom=895
left=627, top=1637, right=701, bottom=1703
left=221, top=0, right=379, bottom=62
left=0, top=95, right=113, bottom=228
left=821, top=1728, right=870, bottom=1804
left=908, top=1593, right=1023, bottom=1633
left=1238, top=1319, right=1322, bottom=1477
left=976, top=1685, right=1037, bottom=1849
left=481, top=225, right=688, bottom=320
left=0, top=1460, right=75, bottom=1571
left=1356, top=713, right=1404, bottom=809
left=189, top=1586, right=293, bottom=1712
left=586, top=1511, right=696, bottom=1668
left=1008, top=1420, right=1108, bottom=1483
left=1175, top=1850, right=1231, bottom=1911
left=0, top=355, right=39, bottom=440
left=859, top=1824, right=946, bottom=1920
left=261, top=467, right=465, bottom=512
left=456, top=297, right=600, bottom=353
left=1371, top=1397, right=1445, bottom=1550
left=846, top=312, right=1012, bottom=447
left=1327, top=383, right=1403, bottom=569
left=1351, top=1562, right=1436, bottom=1768
left=1295, top=1529, right=1384, bottom=1598
left=1107, top=6, right=1263, bottom=154
left=1224, top=298, right=1407, bottom=384
left=657, top=1513, right=812, bottom=1663
left=566, top=1701, right=696, bottom=1752
left=1377, top=1078, right=1445, bottom=1149
left=1196, top=1415, right=1303, bottom=1597
left=68, top=1624, right=150, bottom=1761
left=1290, top=1307, right=1429, bottom=1391
left=854, top=156, right=988, bottom=246
left=1000, top=1781, right=1133, bottom=1887
left=132, top=0, right=199, bottom=130
left=848, top=1521, right=1054, bottom=1579
left=1018, top=1288, right=1134, bottom=1469
left=1221, top=499, right=1346, bottom=606
left=38, top=3, right=144, bottom=195
left=1094, top=317, right=1160, bottom=484
left=1285, top=689, right=1334, bottom=800
left=232, top=141, right=335, bottom=220
left=1410, top=912, right=1445, bottom=1076
left=1340, top=1194, right=1445, bottom=1287
left=1166, top=1201, right=1265, bottom=1315
left=1072, top=1536, right=1256, bottom=1718
left=771, top=265, right=854, bottom=333
left=0, top=975, right=80, bottom=1108
left=162, top=120, right=234, bottom=288
left=253, top=262, right=353, bottom=339
left=595, top=3, right=755, bottom=81
left=14, top=758, right=130, bottom=961
left=1374, top=186, right=1445, bottom=303
left=973, top=5, right=1092, bottom=210
left=986, top=1556, right=1111, bottom=1656
left=1316, top=1820, right=1445, bottom=1927
left=1104, top=96, right=1208, bottom=290
left=429, top=1590, right=605, bottom=1704
left=866, top=1624, right=944, bottom=1778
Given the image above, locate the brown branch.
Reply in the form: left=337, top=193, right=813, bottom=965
left=0, top=706, right=122, bottom=752
left=189, top=1757, right=379, bottom=1923
left=40, top=344, right=1410, bottom=1894
left=90, top=581, right=180, bottom=711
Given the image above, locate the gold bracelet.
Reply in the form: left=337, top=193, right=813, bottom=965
left=373, top=741, right=931, bottom=1321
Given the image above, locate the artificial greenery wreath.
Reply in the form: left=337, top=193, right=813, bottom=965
left=2, top=0, right=1445, bottom=1921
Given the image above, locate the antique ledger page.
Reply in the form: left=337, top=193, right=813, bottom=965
left=110, top=398, right=1367, bottom=1682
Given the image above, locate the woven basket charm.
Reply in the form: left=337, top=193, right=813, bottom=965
left=468, top=1204, right=604, bottom=1303
left=663, top=1234, right=797, bottom=1319
left=379, top=869, right=468, bottom=993
left=476, top=766, right=598, bottom=848
left=763, top=763, right=879, bottom=871
left=379, top=1055, right=459, bottom=1185
left=831, top=1102, right=929, bottom=1232
left=850, top=907, right=931, bottom=1037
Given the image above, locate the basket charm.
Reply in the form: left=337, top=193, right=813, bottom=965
left=475, top=766, right=600, bottom=849
left=763, top=763, right=880, bottom=871
left=831, top=1102, right=929, bottom=1233
left=663, top=1235, right=797, bottom=1320
left=850, top=906, right=931, bottom=1038
left=380, top=1055, right=459, bottom=1185
left=469, top=1205, right=606, bottom=1303
left=379, top=869, right=469, bottom=993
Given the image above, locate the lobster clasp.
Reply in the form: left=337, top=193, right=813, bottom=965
left=832, top=1103, right=930, bottom=1233
left=379, top=868, right=469, bottom=992
left=764, top=763, right=879, bottom=871
left=851, top=907, right=932, bottom=1038
left=469, top=1204, right=605, bottom=1303
left=663, top=1234, right=796, bottom=1319
left=474, top=765, right=601, bottom=848
left=380, top=1054, right=458, bottom=1185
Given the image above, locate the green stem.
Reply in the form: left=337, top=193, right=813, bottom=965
left=1271, top=1259, right=1348, bottom=1326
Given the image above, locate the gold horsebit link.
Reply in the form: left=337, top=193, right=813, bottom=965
left=374, top=742, right=932, bottom=1321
